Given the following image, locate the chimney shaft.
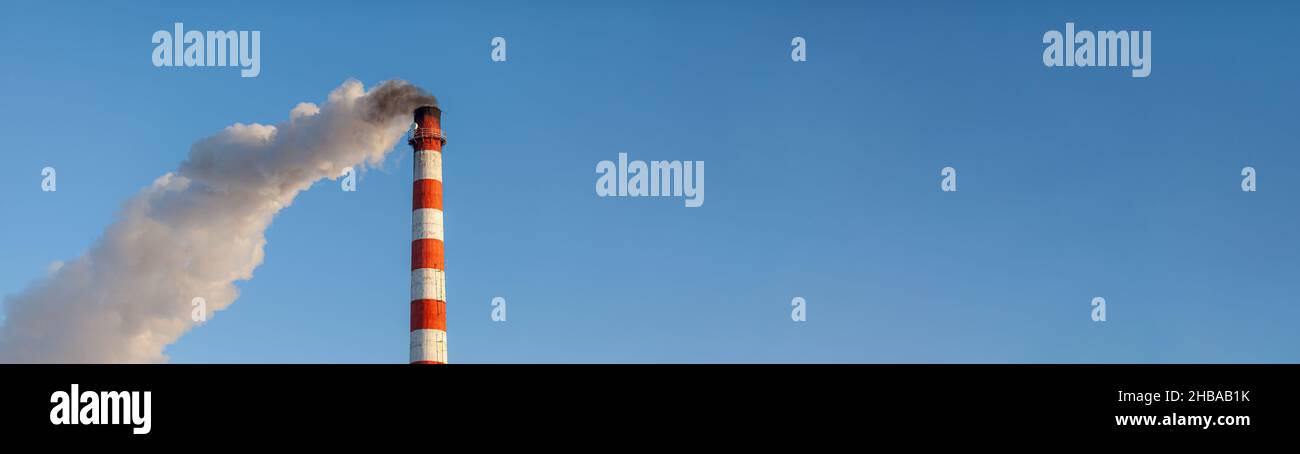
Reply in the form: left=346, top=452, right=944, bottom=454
left=409, top=106, right=447, bottom=364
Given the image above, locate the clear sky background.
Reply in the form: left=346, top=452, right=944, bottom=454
left=1, top=0, right=1297, bottom=363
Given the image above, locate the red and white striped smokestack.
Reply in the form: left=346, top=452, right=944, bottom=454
left=409, top=105, right=447, bottom=364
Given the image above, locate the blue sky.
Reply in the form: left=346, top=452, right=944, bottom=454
left=1, top=0, right=1298, bottom=363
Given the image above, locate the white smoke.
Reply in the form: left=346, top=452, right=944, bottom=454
left=0, top=79, right=436, bottom=363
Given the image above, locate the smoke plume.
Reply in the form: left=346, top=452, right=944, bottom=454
left=0, top=79, right=435, bottom=363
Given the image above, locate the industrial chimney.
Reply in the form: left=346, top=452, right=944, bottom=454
left=409, top=105, right=447, bottom=364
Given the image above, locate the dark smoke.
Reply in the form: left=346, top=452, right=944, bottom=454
left=362, top=79, right=438, bottom=123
